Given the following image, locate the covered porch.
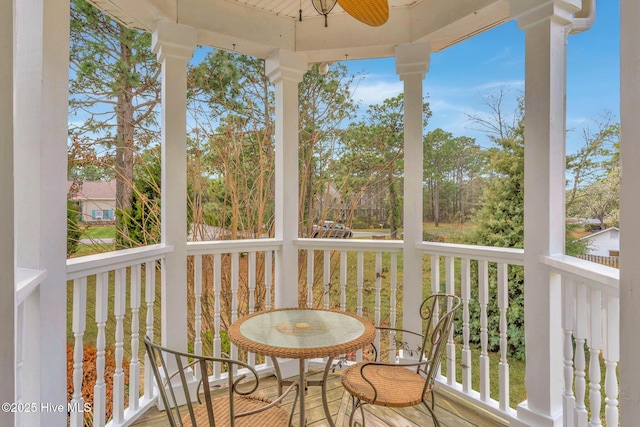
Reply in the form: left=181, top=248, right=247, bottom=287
left=3, top=0, right=640, bottom=426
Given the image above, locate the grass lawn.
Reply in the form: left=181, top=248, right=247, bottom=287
left=71, top=242, right=115, bottom=257
left=81, top=224, right=116, bottom=239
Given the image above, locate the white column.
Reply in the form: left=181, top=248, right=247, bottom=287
left=14, top=0, right=71, bottom=424
left=265, top=50, right=307, bottom=308
left=152, top=21, right=197, bottom=351
left=619, top=0, right=640, bottom=424
left=396, top=43, right=430, bottom=345
left=511, top=1, right=580, bottom=426
left=0, top=0, right=15, bottom=425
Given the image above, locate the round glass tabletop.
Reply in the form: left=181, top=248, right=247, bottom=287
left=229, top=309, right=376, bottom=359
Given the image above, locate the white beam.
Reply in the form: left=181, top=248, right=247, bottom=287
left=619, top=0, right=640, bottom=424
left=0, top=0, right=15, bottom=423
left=265, top=49, right=307, bottom=308
left=510, top=1, right=580, bottom=426
left=396, top=42, right=430, bottom=349
left=153, top=21, right=197, bottom=351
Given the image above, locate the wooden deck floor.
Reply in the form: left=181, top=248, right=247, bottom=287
left=132, top=369, right=508, bottom=427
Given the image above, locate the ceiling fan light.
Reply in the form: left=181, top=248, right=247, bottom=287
left=311, top=0, right=338, bottom=26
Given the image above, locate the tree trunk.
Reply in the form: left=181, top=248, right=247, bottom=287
left=115, top=35, right=135, bottom=249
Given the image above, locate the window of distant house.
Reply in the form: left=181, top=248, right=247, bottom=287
left=92, top=209, right=112, bottom=220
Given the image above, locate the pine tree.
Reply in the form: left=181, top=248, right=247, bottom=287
left=69, top=0, right=161, bottom=248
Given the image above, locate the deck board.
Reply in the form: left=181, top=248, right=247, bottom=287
left=132, top=370, right=509, bottom=427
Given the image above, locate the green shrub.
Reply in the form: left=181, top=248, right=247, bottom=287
left=67, top=201, right=82, bottom=257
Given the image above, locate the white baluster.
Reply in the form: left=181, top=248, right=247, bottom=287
left=340, top=251, right=347, bottom=312
left=588, top=288, right=602, bottom=426
left=357, top=251, right=364, bottom=317
left=92, top=272, right=108, bottom=427
left=374, top=252, right=382, bottom=355
left=461, top=258, right=471, bottom=393
left=562, top=278, right=576, bottom=427
left=445, top=256, right=456, bottom=386
left=574, top=283, right=588, bottom=425
left=324, top=250, right=331, bottom=309
left=307, top=249, right=314, bottom=308
left=231, top=253, right=239, bottom=368
left=431, top=254, right=440, bottom=294
left=213, top=254, right=222, bottom=378
left=194, top=255, right=203, bottom=378
left=478, top=260, right=490, bottom=402
left=497, top=262, right=509, bottom=412
left=431, top=255, right=440, bottom=377
left=248, top=251, right=256, bottom=367
left=603, top=294, right=619, bottom=426
left=265, top=251, right=273, bottom=310
left=144, top=261, right=156, bottom=400
left=248, top=251, right=256, bottom=314
left=113, top=268, right=126, bottom=424
left=389, top=253, right=398, bottom=362
left=129, top=264, right=141, bottom=411
left=264, top=251, right=274, bottom=370
left=356, top=251, right=364, bottom=361
left=70, top=277, right=87, bottom=427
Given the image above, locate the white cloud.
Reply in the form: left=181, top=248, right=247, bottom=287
left=482, top=47, right=512, bottom=65
left=351, top=79, right=403, bottom=107
left=475, top=80, right=524, bottom=91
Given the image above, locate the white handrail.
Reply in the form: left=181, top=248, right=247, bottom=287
left=541, top=254, right=619, bottom=296
left=417, top=241, right=525, bottom=265
left=16, top=267, right=47, bottom=303
left=187, top=238, right=281, bottom=255
left=66, top=244, right=172, bottom=279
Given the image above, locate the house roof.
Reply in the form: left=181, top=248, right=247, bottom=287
left=67, top=180, right=116, bottom=201
left=577, top=226, right=620, bottom=241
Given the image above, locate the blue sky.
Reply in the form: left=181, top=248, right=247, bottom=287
left=339, top=2, right=620, bottom=154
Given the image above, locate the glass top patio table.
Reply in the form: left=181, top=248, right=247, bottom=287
left=229, top=309, right=375, bottom=427
left=228, top=308, right=376, bottom=360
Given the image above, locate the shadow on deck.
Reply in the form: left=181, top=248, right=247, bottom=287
left=132, top=369, right=509, bottom=427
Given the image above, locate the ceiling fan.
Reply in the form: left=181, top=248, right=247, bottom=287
left=310, top=0, right=389, bottom=27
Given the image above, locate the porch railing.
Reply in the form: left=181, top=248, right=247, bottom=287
left=66, top=244, right=172, bottom=427
left=186, top=239, right=282, bottom=378
left=543, top=254, right=620, bottom=426
left=65, top=239, right=620, bottom=426
left=417, top=242, right=525, bottom=422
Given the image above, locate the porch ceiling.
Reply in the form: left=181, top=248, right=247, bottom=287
left=88, top=0, right=510, bottom=62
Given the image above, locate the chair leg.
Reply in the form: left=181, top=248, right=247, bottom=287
left=423, top=399, right=440, bottom=427
left=289, top=384, right=300, bottom=427
left=349, top=397, right=366, bottom=427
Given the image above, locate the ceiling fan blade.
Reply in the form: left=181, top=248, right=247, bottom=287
left=337, top=0, right=389, bottom=27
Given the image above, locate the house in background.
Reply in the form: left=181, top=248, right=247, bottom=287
left=67, top=180, right=116, bottom=222
left=579, top=226, right=621, bottom=257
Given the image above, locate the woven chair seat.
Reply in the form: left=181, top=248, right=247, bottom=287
left=182, top=394, right=290, bottom=427
left=342, top=363, right=432, bottom=408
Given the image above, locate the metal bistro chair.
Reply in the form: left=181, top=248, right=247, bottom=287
left=341, top=293, right=462, bottom=427
left=144, top=335, right=298, bottom=427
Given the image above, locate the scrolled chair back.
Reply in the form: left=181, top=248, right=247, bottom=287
left=416, top=294, right=462, bottom=392
left=143, top=335, right=262, bottom=427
